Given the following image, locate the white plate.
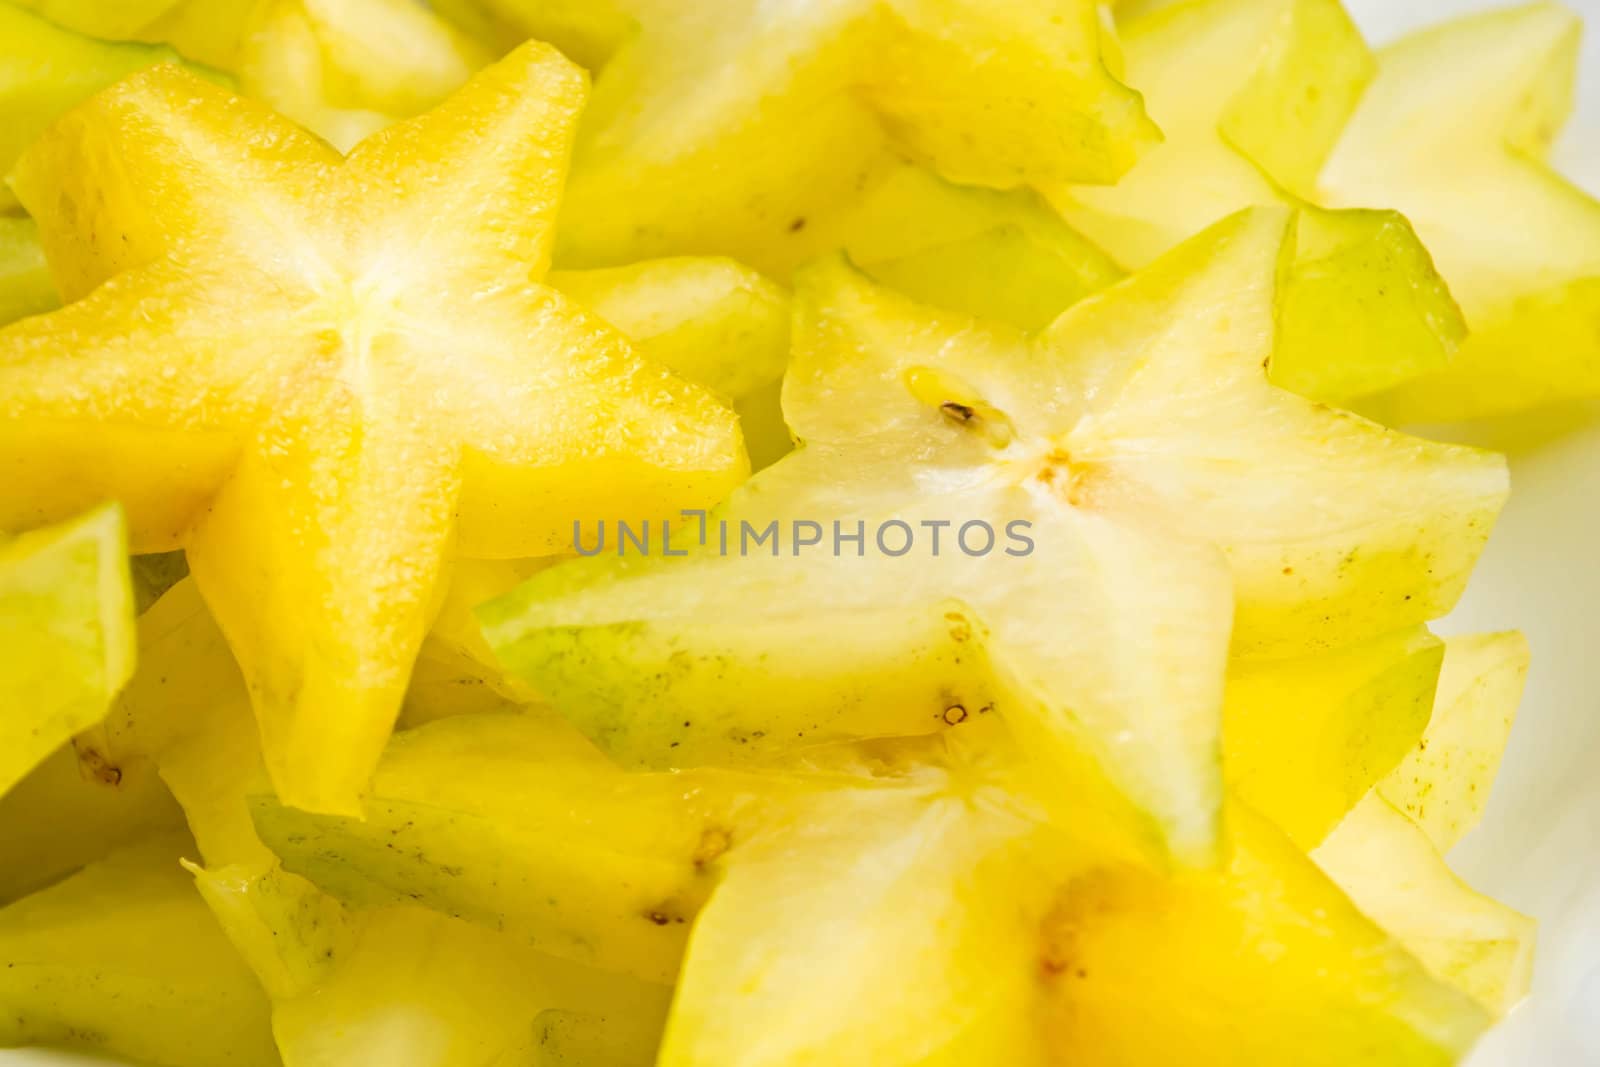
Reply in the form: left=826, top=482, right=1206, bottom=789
left=4, top=1, right=1599, bottom=1063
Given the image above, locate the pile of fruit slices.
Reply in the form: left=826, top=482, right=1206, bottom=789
left=0, top=0, right=1591, bottom=1063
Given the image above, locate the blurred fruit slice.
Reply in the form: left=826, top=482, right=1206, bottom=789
left=0, top=217, right=56, bottom=326
left=0, top=833, right=278, bottom=1067
left=0, top=503, right=135, bottom=799
left=1315, top=794, right=1536, bottom=1019
left=235, top=0, right=490, bottom=151
left=484, top=208, right=1507, bottom=860
left=1038, top=802, right=1489, bottom=1066
left=549, top=257, right=790, bottom=402
left=428, top=0, right=636, bottom=70
left=1378, top=632, right=1531, bottom=852
left=825, top=163, right=1123, bottom=332
left=1224, top=627, right=1443, bottom=850
left=556, top=0, right=1155, bottom=275
left=1319, top=3, right=1600, bottom=420
left=0, top=2, right=218, bottom=212
left=7, top=0, right=254, bottom=67
left=1053, top=0, right=1466, bottom=406
left=2, top=48, right=746, bottom=816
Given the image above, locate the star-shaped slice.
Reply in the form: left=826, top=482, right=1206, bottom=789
left=0, top=47, right=748, bottom=816
left=480, top=206, right=1507, bottom=859
left=555, top=0, right=1158, bottom=276
left=252, top=711, right=1495, bottom=1066
left=0, top=502, right=135, bottom=798
left=1317, top=2, right=1600, bottom=421
left=1051, top=0, right=1467, bottom=405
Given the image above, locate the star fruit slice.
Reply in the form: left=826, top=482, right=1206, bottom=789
left=0, top=503, right=136, bottom=798
left=0, top=833, right=278, bottom=1067
left=0, top=218, right=56, bottom=327
left=0, top=1, right=221, bottom=212
left=555, top=0, right=1156, bottom=276
left=1222, top=626, right=1444, bottom=850
left=0, top=49, right=747, bottom=816
left=1378, top=631, right=1531, bottom=853
left=482, top=207, right=1508, bottom=859
left=255, top=713, right=1491, bottom=1066
left=1052, top=0, right=1466, bottom=405
left=234, top=0, right=491, bottom=151
left=1315, top=793, right=1536, bottom=1020
left=97, top=576, right=668, bottom=1067
left=1318, top=3, right=1600, bottom=421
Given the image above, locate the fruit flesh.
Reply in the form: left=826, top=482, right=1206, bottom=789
left=0, top=503, right=136, bottom=799
left=555, top=0, right=1155, bottom=276
left=1318, top=3, right=1600, bottom=420
left=483, top=207, right=1507, bottom=860
left=1054, top=0, right=1466, bottom=405
left=1223, top=626, right=1443, bottom=850
left=1, top=50, right=747, bottom=815
left=0, top=834, right=279, bottom=1067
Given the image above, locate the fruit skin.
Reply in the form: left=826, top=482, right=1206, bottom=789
left=484, top=207, right=1507, bottom=861
left=1053, top=0, right=1466, bottom=406
left=1378, top=632, right=1531, bottom=853
left=0, top=2, right=223, bottom=213
left=2, top=47, right=747, bottom=816
left=555, top=0, right=1156, bottom=277
left=0, top=502, right=136, bottom=799
left=1319, top=2, right=1600, bottom=421
left=1315, top=794, right=1536, bottom=1020
left=0, top=217, right=57, bottom=327
left=1223, top=626, right=1443, bottom=850
left=0, top=833, right=278, bottom=1067
left=1038, top=802, right=1489, bottom=1067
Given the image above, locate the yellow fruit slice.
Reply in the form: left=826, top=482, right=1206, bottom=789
left=199, top=867, right=672, bottom=1067
left=8, top=0, right=254, bottom=68
left=235, top=0, right=490, bottom=151
left=0, top=833, right=278, bottom=1067
left=1319, top=4, right=1600, bottom=420
left=548, top=257, right=791, bottom=402
left=1, top=49, right=746, bottom=816
left=1223, top=627, right=1444, bottom=850
left=1316, top=794, right=1536, bottom=1019
left=0, top=218, right=56, bottom=327
left=429, top=0, right=636, bottom=70
left=556, top=0, right=1155, bottom=275
left=0, top=503, right=135, bottom=799
left=483, top=208, right=1506, bottom=859
left=252, top=712, right=811, bottom=983
left=1378, top=632, right=1531, bottom=853
left=0, top=2, right=217, bottom=213
left=823, top=162, right=1123, bottom=332
left=0, top=741, right=183, bottom=905
left=1038, top=802, right=1488, bottom=1066
left=1054, top=0, right=1465, bottom=405
left=661, top=733, right=1059, bottom=1067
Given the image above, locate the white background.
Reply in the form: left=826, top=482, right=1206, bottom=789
left=4, top=1, right=1600, bottom=1064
